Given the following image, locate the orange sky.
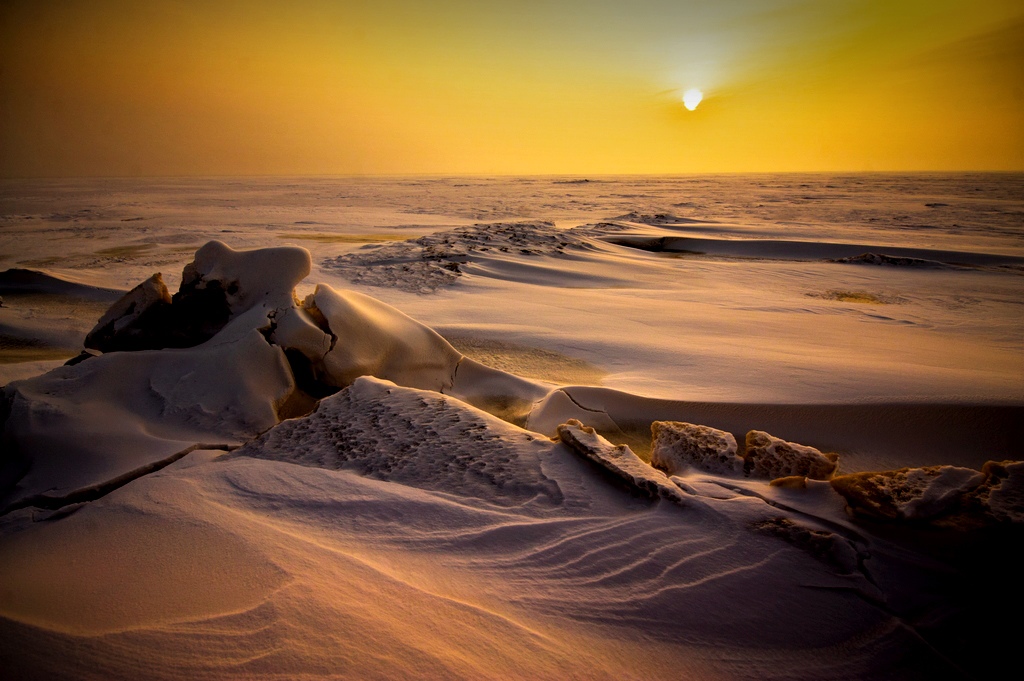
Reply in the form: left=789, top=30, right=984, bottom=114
left=1, top=0, right=1022, bottom=176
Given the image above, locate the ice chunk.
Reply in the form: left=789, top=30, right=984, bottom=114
left=652, top=423, right=838, bottom=482
left=267, top=303, right=333, bottom=366
left=182, top=240, right=310, bottom=316
left=830, top=466, right=985, bottom=521
left=650, top=421, right=743, bottom=477
left=311, top=284, right=462, bottom=392
left=75, top=240, right=470, bottom=396
left=744, top=430, right=838, bottom=480
left=557, top=419, right=687, bottom=505
left=447, top=357, right=550, bottom=425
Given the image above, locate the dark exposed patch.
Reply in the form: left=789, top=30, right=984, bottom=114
left=283, top=348, right=339, bottom=400
left=63, top=350, right=100, bottom=366
left=829, top=253, right=954, bottom=268
left=806, top=290, right=906, bottom=305
left=94, top=244, right=157, bottom=258
left=85, top=279, right=232, bottom=352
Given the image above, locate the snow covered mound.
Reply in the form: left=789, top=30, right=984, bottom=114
left=322, top=221, right=593, bottom=292
left=650, top=421, right=743, bottom=476
left=745, top=430, right=838, bottom=480
left=284, top=284, right=463, bottom=393
left=184, top=239, right=312, bottom=314
left=232, top=376, right=563, bottom=507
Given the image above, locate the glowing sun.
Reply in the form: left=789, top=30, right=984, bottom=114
left=682, top=88, right=703, bottom=111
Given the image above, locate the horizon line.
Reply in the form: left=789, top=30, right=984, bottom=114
left=3, top=169, right=1024, bottom=182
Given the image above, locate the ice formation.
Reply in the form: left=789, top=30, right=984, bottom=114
left=830, top=466, right=986, bottom=521
left=611, top=212, right=691, bottom=225
left=84, top=273, right=174, bottom=351
left=0, top=242, right=551, bottom=506
left=84, top=240, right=313, bottom=352
left=650, top=422, right=839, bottom=482
left=322, top=221, right=594, bottom=292
left=649, top=421, right=743, bottom=476
left=0, top=327, right=293, bottom=506
left=829, top=459, right=1024, bottom=526
left=745, top=430, right=838, bottom=480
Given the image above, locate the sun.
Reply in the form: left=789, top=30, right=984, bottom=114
left=682, top=88, right=703, bottom=111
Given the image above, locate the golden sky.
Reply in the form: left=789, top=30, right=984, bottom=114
left=1, top=0, right=1022, bottom=176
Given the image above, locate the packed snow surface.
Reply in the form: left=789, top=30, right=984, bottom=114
left=2, top=175, right=1023, bottom=680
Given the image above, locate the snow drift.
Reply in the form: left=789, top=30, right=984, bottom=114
left=2, top=240, right=1023, bottom=680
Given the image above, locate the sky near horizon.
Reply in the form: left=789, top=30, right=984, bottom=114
left=1, top=0, right=1022, bottom=177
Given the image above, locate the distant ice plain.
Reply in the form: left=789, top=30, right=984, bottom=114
left=3, top=173, right=1021, bottom=404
